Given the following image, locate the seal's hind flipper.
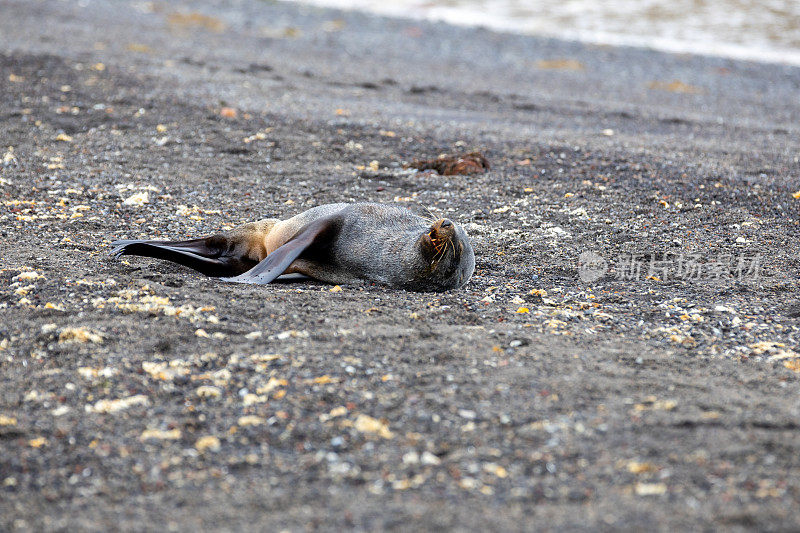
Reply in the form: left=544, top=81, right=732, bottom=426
left=109, top=236, right=257, bottom=277
left=222, top=216, right=339, bottom=285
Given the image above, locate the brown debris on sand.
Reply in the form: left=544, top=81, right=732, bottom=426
left=409, top=151, right=489, bottom=175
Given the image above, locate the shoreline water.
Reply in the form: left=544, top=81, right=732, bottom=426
left=290, top=0, right=800, bottom=67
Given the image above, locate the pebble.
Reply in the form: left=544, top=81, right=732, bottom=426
left=195, top=435, right=221, bottom=453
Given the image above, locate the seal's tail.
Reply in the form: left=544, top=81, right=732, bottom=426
left=109, top=236, right=258, bottom=277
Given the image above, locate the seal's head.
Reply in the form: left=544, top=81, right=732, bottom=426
left=412, top=218, right=475, bottom=291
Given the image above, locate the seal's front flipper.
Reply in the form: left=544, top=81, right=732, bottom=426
left=109, top=236, right=257, bottom=277
left=222, top=216, right=339, bottom=285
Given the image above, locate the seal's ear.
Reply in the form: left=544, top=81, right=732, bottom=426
left=222, top=215, right=340, bottom=285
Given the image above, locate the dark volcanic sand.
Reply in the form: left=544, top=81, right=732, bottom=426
left=1, top=0, right=800, bottom=530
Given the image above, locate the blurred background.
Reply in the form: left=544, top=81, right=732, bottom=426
left=291, top=0, right=800, bottom=65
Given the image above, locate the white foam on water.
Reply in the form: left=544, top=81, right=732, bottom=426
left=289, top=0, right=800, bottom=66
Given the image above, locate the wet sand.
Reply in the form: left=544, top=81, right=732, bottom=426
left=1, top=0, right=800, bottom=530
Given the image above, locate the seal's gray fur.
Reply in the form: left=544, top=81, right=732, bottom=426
left=110, top=202, right=475, bottom=292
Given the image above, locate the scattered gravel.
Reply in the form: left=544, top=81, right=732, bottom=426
left=1, top=0, right=799, bottom=530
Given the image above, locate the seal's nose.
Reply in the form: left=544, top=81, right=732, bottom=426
left=440, top=219, right=453, bottom=228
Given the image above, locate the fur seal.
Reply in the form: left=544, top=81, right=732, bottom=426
left=110, top=202, right=475, bottom=292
